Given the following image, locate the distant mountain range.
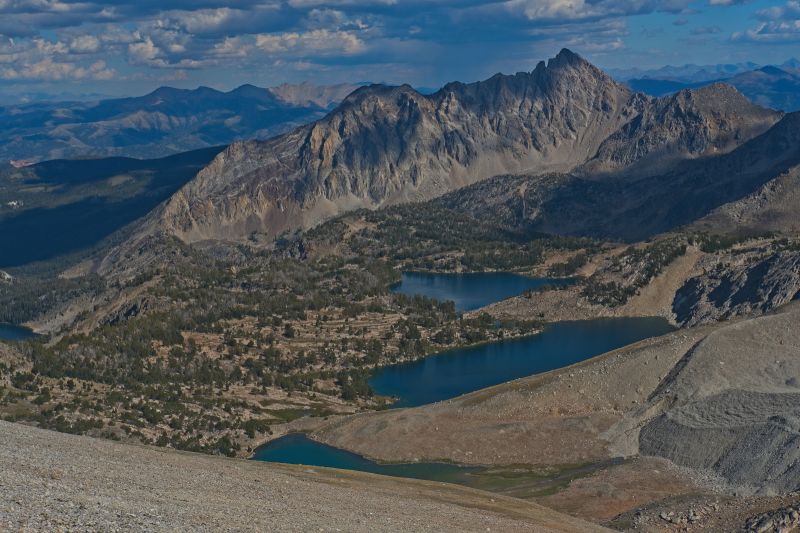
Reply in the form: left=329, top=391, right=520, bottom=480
left=613, top=60, right=800, bottom=112
left=608, top=58, right=800, bottom=83
left=0, top=82, right=361, bottom=162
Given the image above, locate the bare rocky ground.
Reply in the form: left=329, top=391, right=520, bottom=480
left=476, top=240, right=800, bottom=329
left=314, top=302, right=800, bottom=529
left=0, top=420, right=607, bottom=533
left=609, top=492, right=800, bottom=532
left=473, top=243, right=706, bottom=325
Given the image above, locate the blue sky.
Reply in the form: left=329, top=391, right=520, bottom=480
left=0, top=0, right=798, bottom=99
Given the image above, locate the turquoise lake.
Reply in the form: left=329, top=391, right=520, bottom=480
left=252, top=433, right=479, bottom=483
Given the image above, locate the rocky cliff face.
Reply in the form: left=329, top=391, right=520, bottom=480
left=672, top=250, right=800, bottom=327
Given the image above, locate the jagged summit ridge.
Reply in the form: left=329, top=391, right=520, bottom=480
left=155, top=49, right=780, bottom=244
left=584, top=81, right=779, bottom=175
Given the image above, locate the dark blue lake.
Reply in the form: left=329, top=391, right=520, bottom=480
left=370, top=316, right=673, bottom=408
left=390, top=272, right=572, bottom=312
left=0, top=324, right=36, bottom=341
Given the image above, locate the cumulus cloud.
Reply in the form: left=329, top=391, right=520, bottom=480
left=128, top=36, right=161, bottom=65
left=732, top=1, right=800, bottom=43
left=211, top=36, right=250, bottom=58
left=0, top=55, right=115, bottom=80
left=0, top=35, right=115, bottom=81
left=69, top=34, right=100, bottom=53
left=255, top=29, right=365, bottom=55
left=503, top=0, right=692, bottom=22
left=0, top=0, right=778, bottom=90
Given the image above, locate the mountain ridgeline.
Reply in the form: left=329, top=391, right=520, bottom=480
left=626, top=65, right=800, bottom=112
left=155, top=49, right=783, bottom=245
left=0, top=82, right=360, bottom=162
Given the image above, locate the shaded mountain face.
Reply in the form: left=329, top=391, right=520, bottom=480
left=156, top=49, right=780, bottom=244
left=435, top=111, right=800, bottom=242
left=627, top=66, right=800, bottom=112
left=0, top=147, right=223, bottom=267
left=584, top=83, right=779, bottom=175
left=0, top=83, right=359, bottom=162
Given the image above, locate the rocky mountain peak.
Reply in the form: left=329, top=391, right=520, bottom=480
left=548, top=48, right=588, bottom=69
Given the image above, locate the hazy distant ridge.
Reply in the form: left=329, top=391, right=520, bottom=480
left=0, top=82, right=361, bottom=162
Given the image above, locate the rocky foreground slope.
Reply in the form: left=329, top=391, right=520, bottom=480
left=155, top=49, right=779, bottom=243
left=0, top=421, right=605, bottom=533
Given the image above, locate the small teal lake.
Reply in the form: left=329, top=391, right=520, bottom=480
left=252, top=433, right=479, bottom=483
left=0, top=324, right=36, bottom=341
left=252, top=433, right=621, bottom=493
left=390, top=271, right=572, bottom=312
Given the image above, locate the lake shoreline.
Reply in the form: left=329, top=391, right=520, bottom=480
left=369, top=315, right=673, bottom=407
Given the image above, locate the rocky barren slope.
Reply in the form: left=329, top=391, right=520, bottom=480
left=155, top=49, right=779, bottom=244
left=636, top=306, right=800, bottom=494
left=0, top=420, right=605, bottom=533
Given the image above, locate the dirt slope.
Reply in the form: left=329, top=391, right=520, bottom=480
left=0, top=420, right=607, bottom=533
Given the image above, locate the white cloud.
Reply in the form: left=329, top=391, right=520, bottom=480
left=211, top=36, right=250, bottom=58
left=69, top=34, right=100, bottom=53
left=256, top=29, right=366, bottom=55
left=732, top=1, right=800, bottom=42
left=504, top=0, right=691, bottom=22
left=128, top=36, right=161, bottom=64
left=0, top=55, right=114, bottom=80
left=0, top=34, right=116, bottom=80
